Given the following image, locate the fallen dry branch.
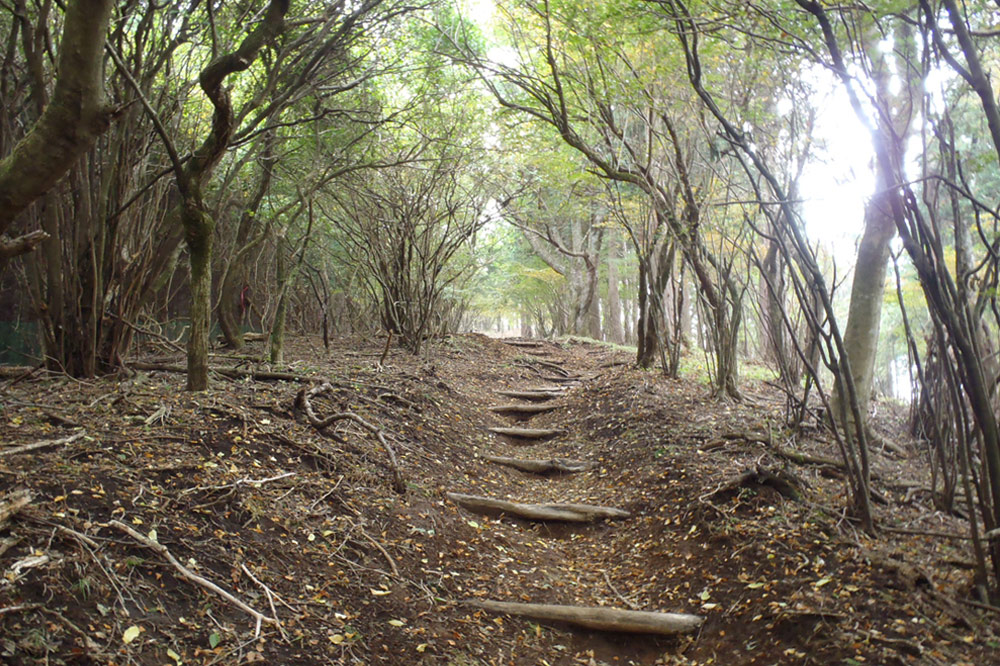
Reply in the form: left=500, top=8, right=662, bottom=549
left=772, top=445, right=884, bottom=482
left=487, top=427, right=564, bottom=440
left=0, top=489, right=31, bottom=530
left=0, top=431, right=85, bottom=457
left=296, top=382, right=405, bottom=493
left=469, top=600, right=703, bottom=635
left=447, top=493, right=629, bottom=522
left=483, top=455, right=592, bottom=474
left=772, top=446, right=843, bottom=470
left=131, top=362, right=312, bottom=383
left=110, top=520, right=277, bottom=634
left=489, top=403, right=559, bottom=415
left=496, top=390, right=564, bottom=401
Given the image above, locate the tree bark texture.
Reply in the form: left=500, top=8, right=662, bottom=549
left=0, top=0, right=114, bottom=235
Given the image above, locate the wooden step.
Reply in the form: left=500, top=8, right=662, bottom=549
left=489, top=403, right=558, bottom=415
left=469, top=600, right=703, bottom=636
left=487, top=427, right=563, bottom=439
left=447, top=493, right=629, bottom=522
left=503, top=340, right=543, bottom=348
left=496, top=390, right=564, bottom=401
left=483, top=455, right=592, bottom=474
left=540, top=375, right=580, bottom=383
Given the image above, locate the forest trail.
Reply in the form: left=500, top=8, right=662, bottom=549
left=448, top=340, right=701, bottom=635
left=0, top=334, right=997, bottom=665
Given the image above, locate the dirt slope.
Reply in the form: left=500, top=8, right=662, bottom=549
left=0, top=334, right=997, bottom=665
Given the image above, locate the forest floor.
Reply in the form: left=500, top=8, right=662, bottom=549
left=1, top=333, right=998, bottom=665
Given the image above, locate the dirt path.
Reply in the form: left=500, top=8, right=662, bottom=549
left=0, top=334, right=997, bottom=665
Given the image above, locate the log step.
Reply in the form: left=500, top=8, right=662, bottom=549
left=483, top=455, right=592, bottom=474
left=469, top=600, right=703, bottom=636
left=489, top=403, right=559, bottom=415
left=541, top=375, right=580, bottom=383
left=503, top=340, right=543, bottom=348
left=487, top=427, right=563, bottom=439
left=496, top=390, right=564, bottom=401
left=447, top=493, right=629, bottom=522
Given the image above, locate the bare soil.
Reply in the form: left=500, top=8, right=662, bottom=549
left=0, top=334, right=997, bottom=665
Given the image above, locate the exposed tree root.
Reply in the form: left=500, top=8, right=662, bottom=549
left=447, top=492, right=629, bottom=522
left=131, top=361, right=312, bottom=383
left=469, top=599, right=703, bottom=635
left=707, top=466, right=806, bottom=502
left=296, top=382, right=405, bottom=493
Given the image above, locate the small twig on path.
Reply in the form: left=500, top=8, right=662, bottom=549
left=348, top=520, right=399, bottom=577
left=180, top=471, right=296, bottom=496
left=603, top=571, right=641, bottom=609
left=0, top=431, right=85, bottom=457
left=110, top=520, right=278, bottom=635
left=0, top=603, right=40, bottom=616
left=41, top=608, right=105, bottom=653
left=240, top=564, right=290, bottom=642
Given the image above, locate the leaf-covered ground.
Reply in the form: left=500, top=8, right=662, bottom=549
left=0, top=334, right=997, bottom=664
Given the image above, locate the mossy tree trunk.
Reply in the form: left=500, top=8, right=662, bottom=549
left=169, top=0, right=289, bottom=389
left=0, top=0, right=114, bottom=261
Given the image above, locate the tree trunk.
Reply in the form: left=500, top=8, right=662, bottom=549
left=0, top=0, right=114, bottom=237
left=829, top=159, right=896, bottom=431
left=605, top=230, right=625, bottom=344
left=218, top=134, right=276, bottom=349
left=185, top=206, right=213, bottom=391
left=270, top=240, right=288, bottom=364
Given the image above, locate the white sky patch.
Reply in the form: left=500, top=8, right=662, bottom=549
left=798, top=82, right=875, bottom=261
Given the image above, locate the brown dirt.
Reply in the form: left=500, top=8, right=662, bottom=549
left=0, top=334, right=997, bottom=665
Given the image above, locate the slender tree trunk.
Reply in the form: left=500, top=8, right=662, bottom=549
left=830, top=158, right=896, bottom=430
left=605, top=230, right=625, bottom=344
left=185, top=206, right=213, bottom=391
left=269, top=241, right=287, bottom=364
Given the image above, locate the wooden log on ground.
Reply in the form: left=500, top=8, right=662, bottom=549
left=489, top=403, right=559, bottom=415
left=483, top=455, right=592, bottom=474
left=541, top=375, right=580, bottom=383
left=496, top=390, right=564, bottom=401
left=0, top=489, right=31, bottom=531
left=470, top=600, right=703, bottom=635
left=447, top=493, right=629, bottom=522
left=503, top=340, right=543, bottom=348
left=488, top=427, right=564, bottom=439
